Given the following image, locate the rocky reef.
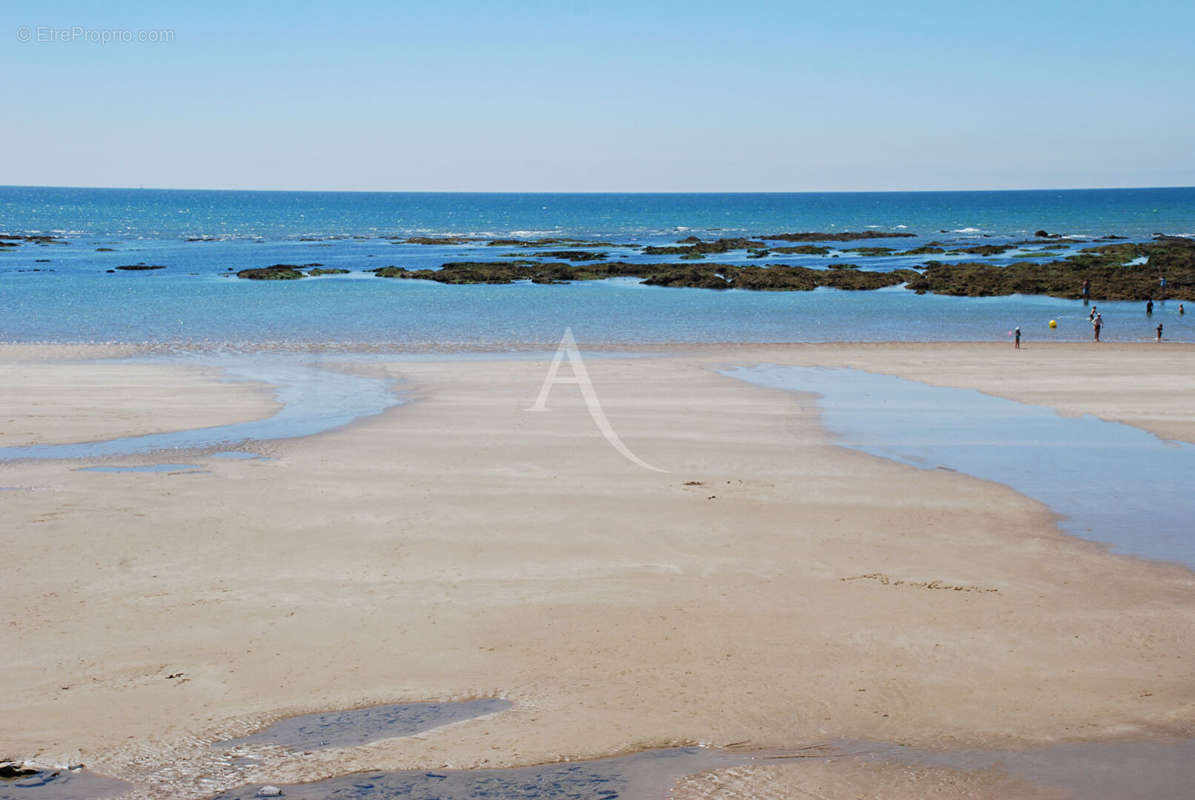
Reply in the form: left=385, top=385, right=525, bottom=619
left=761, top=231, right=916, bottom=242
left=403, top=236, right=485, bottom=245
left=509, top=249, right=608, bottom=261
left=905, top=237, right=1194, bottom=300
left=236, top=263, right=327, bottom=280
left=115, top=263, right=166, bottom=271
left=221, top=233, right=1193, bottom=301
left=770, top=245, right=832, bottom=255
left=371, top=260, right=918, bottom=291
left=0, top=234, right=70, bottom=246
left=843, top=246, right=898, bottom=257
left=643, top=238, right=767, bottom=256
left=485, top=237, right=623, bottom=248
left=897, top=244, right=947, bottom=255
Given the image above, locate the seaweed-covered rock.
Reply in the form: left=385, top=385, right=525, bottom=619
left=306, top=268, right=351, bottom=276
left=844, top=247, right=897, bottom=257
left=486, top=237, right=620, bottom=248
left=512, top=250, right=608, bottom=261
left=0, top=234, right=70, bottom=245
left=905, top=239, right=1195, bottom=300
left=642, top=269, right=733, bottom=289
left=762, top=231, right=916, bottom=242
left=643, top=238, right=766, bottom=256
left=115, top=263, right=166, bottom=271
left=404, top=236, right=485, bottom=245
left=950, top=244, right=1013, bottom=256
left=770, top=245, right=831, bottom=255
left=369, top=259, right=917, bottom=291
left=237, top=265, right=307, bottom=280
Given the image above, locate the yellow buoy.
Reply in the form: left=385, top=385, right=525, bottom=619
left=1049, top=320, right=1057, bottom=328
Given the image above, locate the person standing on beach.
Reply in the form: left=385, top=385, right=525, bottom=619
left=1014, top=326, right=1021, bottom=349
left=1093, top=312, right=1103, bottom=342
left=1157, top=322, right=1164, bottom=342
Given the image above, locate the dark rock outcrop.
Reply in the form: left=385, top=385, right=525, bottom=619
left=905, top=239, right=1194, bottom=300
left=0, top=234, right=70, bottom=245
left=844, top=247, right=897, bottom=257
left=404, top=236, right=485, bottom=245
left=236, top=265, right=307, bottom=280
left=643, top=238, right=767, bottom=256
left=761, top=231, right=916, bottom=242
left=512, top=250, right=608, bottom=261
left=372, top=260, right=918, bottom=292
left=486, top=238, right=621, bottom=248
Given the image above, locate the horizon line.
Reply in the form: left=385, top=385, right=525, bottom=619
left=3, top=183, right=1195, bottom=195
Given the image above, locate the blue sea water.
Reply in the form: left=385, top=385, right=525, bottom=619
left=1, top=186, right=1193, bottom=344
left=4, top=186, right=1194, bottom=241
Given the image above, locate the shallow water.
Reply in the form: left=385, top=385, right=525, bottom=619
left=0, top=768, right=127, bottom=800
left=219, top=699, right=513, bottom=751
left=207, top=735, right=1195, bottom=799
left=724, top=365, right=1195, bottom=569
left=76, top=463, right=204, bottom=473
left=0, top=357, right=401, bottom=462
left=857, top=737, right=1195, bottom=800
left=210, top=747, right=751, bottom=800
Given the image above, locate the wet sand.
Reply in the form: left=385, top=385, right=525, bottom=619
left=1, top=342, right=1194, bottom=799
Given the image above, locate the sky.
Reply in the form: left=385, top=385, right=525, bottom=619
left=2, top=0, right=1194, bottom=192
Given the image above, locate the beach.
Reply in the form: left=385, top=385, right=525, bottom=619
left=3, top=341, right=1194, bottom=798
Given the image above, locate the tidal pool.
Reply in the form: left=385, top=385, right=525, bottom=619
left=210, top=747, right=751, bottom=800
left=219, top=699, right=514, bottom=751
left=724, top=365, right=1195, bottom=569
left=0, top=768, right=127, bottom=800
left=0, top=358, right=401, bottom=462
left=75, top=463, right=204, bottom=473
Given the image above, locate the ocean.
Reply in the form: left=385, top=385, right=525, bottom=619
left=2, top=185, right=1193, bottom=344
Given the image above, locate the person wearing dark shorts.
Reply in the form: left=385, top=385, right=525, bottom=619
left=1157, top=323, right=1164, bottom=342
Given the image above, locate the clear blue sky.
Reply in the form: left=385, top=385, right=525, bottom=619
left=3, top=0, right=1193, bottom=191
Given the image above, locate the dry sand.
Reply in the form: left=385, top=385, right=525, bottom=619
left=2, top=342, right=1194, bottom=799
